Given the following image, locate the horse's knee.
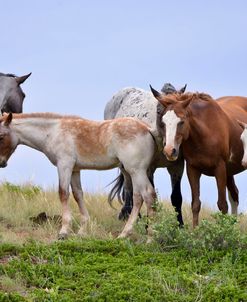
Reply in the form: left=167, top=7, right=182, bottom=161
left=191, top=200, right=201, bottom=214
left=171, top=179, right=182, bottom=204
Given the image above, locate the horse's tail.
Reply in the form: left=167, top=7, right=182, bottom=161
left=107, top=173, right=124, bottom=208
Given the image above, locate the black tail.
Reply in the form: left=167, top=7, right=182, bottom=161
left=107, top=172, right=134, bottom=221
left=107, top=173, right=124, bottom=208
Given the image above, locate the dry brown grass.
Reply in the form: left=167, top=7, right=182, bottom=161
left=1, top=182, right=245, bottom=244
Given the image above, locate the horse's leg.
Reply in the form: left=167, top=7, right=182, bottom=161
left=118, top=170, right=156, bottom=239
left=70, top=171, right=90, bottom=235
left=226, top=175, right=239, bottom=215
left=118, top=172, right=133, bottom=220
left=57, top=163, right=73, bottom=239
left=119, top=167, right=151, bottom=220
left=117, top=169, right=142, bottom=238
left=167, top=159, right=184, bottom=226
left=215, top=161, right=228, bottom=214
left=141, top=174, right=157, bottom=243
left=186, top=164, right=202, bottom=228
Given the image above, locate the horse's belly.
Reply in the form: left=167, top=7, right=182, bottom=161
left=75, top=155, right=119, bottom=170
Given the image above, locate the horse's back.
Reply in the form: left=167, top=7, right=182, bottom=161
left=104, top=87, right=159, bottom=129
left=217, top=96, right=247, bottom=122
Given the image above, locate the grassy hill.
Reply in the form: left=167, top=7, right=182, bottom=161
left=0, top=183, right=247, bottom=301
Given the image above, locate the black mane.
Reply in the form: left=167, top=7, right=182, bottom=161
left=0, top=73, right=16, bottom=78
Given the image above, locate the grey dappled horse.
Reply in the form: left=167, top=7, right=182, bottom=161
left=104, top=83, right=186, bottom=226
left=0, top=72, right=31, bottom=113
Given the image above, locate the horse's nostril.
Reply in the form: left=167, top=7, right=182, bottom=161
left=171, top=148, right=177, bottom=156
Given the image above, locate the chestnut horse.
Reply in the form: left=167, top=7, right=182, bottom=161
left=0, top=113, right=156, bottom=240
left=150, top=86, right=247, bottom=227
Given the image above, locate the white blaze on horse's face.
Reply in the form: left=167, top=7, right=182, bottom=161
left=240, top=126, right=247, bottom=168
left=162, top=110, right=181, bottom=161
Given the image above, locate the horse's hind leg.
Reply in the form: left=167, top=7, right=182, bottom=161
left=119, top=167, right=154, bottom=221
left=118, top=171, right=156, bottom=240
left=117, top=171, right=143, bottom=238
left=227, top=175, right=239, bottom=215
left=71, top=171, right=90, bottom=235
left=215, top=160, right=228, bottom=215
left=167, top=159, right=184, bottom=226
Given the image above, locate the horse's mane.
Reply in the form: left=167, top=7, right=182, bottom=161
left=8, top=113, right=82, bottom=120
left=163, top=92, right=213, bottom=103
left=0, top=73, right=16, bottom=78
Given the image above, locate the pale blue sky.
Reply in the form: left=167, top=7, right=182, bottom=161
left=1, top=0, right=247, bottom=211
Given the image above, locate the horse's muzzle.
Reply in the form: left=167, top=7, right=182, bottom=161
left=0, top=161, right=7, bottom=168
left=163, top=146, right=178, bottom=161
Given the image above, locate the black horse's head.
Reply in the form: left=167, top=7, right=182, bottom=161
left=0, top=72, right=31, bottom=114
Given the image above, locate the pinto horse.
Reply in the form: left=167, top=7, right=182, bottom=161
left=0, top=113, right=156, bottom=240
left=150, top=86, right=247, bottom=227
left=104, top=83, right=186, bottom=225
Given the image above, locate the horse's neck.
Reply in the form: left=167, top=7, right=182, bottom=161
left=11, top=118, right=57, bottom=150
left=0, top=83, right=8, bottom=110
left=187, top=101, right=228, bottom=144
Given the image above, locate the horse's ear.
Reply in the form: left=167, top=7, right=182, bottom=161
left=237, top=120, right=246, bottom=130
left=150, top=85, right=163, bottom=101
left=179, top=84, right=187, bottom=94
left=15, top=73, right=32, bottom=85
left=4, top=113, right=12, bottom=126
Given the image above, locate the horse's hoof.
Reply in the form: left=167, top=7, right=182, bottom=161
left=58, top=233, right=68, bottom=240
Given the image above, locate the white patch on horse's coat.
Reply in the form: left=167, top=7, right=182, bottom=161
left=229, top=151, right=234, bottom=162
left=162, top=110, right=181, bottom=147
left=240, top=126, right=247, bottom=166
left=227, top=189, right=238, bottom=215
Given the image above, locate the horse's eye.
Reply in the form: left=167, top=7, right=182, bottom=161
left=178, top=121, right=184, bottom=127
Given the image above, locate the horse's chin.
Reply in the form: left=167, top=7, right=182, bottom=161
left=164, top=154, right=178, bottom=162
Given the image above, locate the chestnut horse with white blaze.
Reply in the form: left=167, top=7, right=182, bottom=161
left=0, top=113, right=156, bottom=240
left=150, top=86, right=247, bottom=227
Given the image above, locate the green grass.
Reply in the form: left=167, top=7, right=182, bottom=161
left=1, top=239, right=247, bottom=301
left=0, top=182, right=247, bottom=301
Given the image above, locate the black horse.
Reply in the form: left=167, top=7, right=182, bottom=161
left=104, top=83, right=186, bottom=226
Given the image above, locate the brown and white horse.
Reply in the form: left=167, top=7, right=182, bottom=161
left=0, top=113, right=156, bottom=240
left=150, top=86, right=247, bottom=227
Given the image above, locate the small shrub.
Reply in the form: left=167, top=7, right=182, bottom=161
left=151, top=207, right=247, bottom=254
